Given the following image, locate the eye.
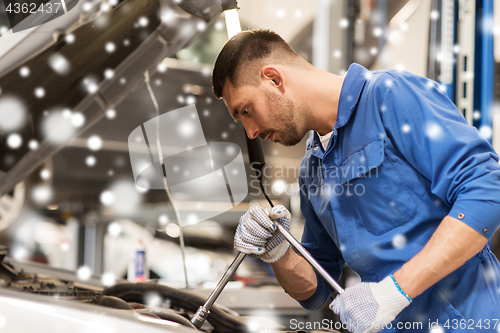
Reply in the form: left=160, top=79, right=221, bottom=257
left=242, top=108, right=248, bottom=115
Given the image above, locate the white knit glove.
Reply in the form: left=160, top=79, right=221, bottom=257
left=330, top=275, right=411, bottom=333
left=234, top=205, right=290, bottom=263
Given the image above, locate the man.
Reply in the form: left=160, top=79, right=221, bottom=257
left=212, top=29, right=500, bottom=332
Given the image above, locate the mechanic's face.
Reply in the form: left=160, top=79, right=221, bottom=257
left=222, top=79, right=304, bottom=147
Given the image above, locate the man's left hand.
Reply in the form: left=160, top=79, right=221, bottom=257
left=330, top=275, right=411, bottom=333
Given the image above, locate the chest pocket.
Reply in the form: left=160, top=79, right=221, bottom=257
left=339, top=139, right=417, bottom=235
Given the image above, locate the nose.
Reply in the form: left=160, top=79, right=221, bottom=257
left=242, top=120, right=260, bottom=140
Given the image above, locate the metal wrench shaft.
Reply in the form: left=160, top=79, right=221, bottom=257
left=276, top=224, right=344, bottom=294
left=191, top=215, right=344, bottom=328
left=191, top=252, right=246, bottom=328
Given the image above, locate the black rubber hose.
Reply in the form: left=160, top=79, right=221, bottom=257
left=135, top=309, right=197, bottom=329
left=94, top=294, right=134, bottom=310
left=102, top=283, right=247, bottom=333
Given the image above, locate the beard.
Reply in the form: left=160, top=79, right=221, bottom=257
left=259, top=89, right=305, bottom=147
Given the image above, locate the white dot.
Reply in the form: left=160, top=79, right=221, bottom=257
left=225, top=145, right=236, bottom=155
left=77, top=266, right=92, bottom=281
left=0, top=96, right=26, bottom=132
left=158, top=214, right=169, bottom=225
left=430, top=325, right=444, bottom=333
left=426, top=123, right=443, bottom=140
left=157, top=63, right=167, bottom=73
left=453, top=44, right=460, bottom=53
left=438, top=85, right=447, bottom=93
left=202, top=66, right=211, bottom=77
left=402, top=124, right=411, bottom=133
left=31, top=185, right=52, bottom=204
left=165, top=223, right=180, bottom=237
left=71, top=112, right=85, bottom=128
left=101, top=3, right=111, bottom=12
left=0, top=26, right=7, bottom=34
left=196, top=21, right=206, bottom=31
left=373, top=27, right=383, bottom=37
left=138, top=16, right=149, bottom=27
left=400, top=23, right=409, bottom=31
left=214, top=21, right=224, bottom=31
left=28, top=140, right=39, bottom=150
left=370, top=47, right=378, bottom=55
left=339, top=18, right=349, bottom=28
left=276, top=8, right=286, bottom=18
left=105, top=42, right=116, bottom=53
left=34, top=87, right=46, bottom=98
left=123, top=39, right=130, bottom=46
left=106, top=109, right=116, bottom=119
left=100, top=191, right=115, bottom=205
left=272, top=180, right=287, bottom=195
left=87, top=135, right=103, bottom=151
left=40, top=169, right=51, bottom=180
left=186, top=95, right=196, bottom=105
left=65, top=33, right=75, bottom=44
left=392, top=234, right=407, bottom=248
left=179, top=121, right=195, bottom=137
left=85, top=79, right=99, bottom=94
left=86, top=155, right=97, bottom=167
left=473, top=111, right=481, bottom=120
left=104, top=68, right=114, bottom=79
left=395, top=64, right=405, bottom=71
left=108, top=169, right=114, bottom=176
left=48, top=53, right=71, bottom=75
left=294, top=10, right=302, bottom=18
left=206, top=97, right=212, bottom=104
left=187, top=214, right=198, bottom=225
left=203, top=110, right=210, bottom=117
left=155, top=79, right=162, bottom=86
left=385, top=80, right=393, bottom=87
left=120, top=78, right=127, bottom=85
left=62, top=109, right=71, bottom=118
left=61, top=242, right=70, bottom=252
left=107, top=222, right=122, bottom=236
left=479, top=125, right=492, bottom=140
left=83, top=2, right=92, bottom=11
left=430, top=10, right=439, bottom=20
left=19, top=66, right=30, bottom=77
left=333, top=50, right=341, bottom=58
left=426, top=81, right=435, bottom=89
left=101, top=272, right=116, bottom=287
left=7, top=133, right=22, bottom=149
left=221, top=132, right=228, bottom=139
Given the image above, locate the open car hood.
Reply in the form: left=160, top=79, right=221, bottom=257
left=0, top=0, right=222, bottom=197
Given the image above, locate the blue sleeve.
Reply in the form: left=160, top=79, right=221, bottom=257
left=297, top=176, right=345, bottom=310
left=376, top=72, right=500, bottom=239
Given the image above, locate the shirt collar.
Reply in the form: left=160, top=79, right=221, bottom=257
left=335, top=63, right=370, bottom=129
left=306, top=63, right=370, bottom=151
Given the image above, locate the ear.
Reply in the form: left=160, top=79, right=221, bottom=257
left=261, top=65, right=285, bottom=94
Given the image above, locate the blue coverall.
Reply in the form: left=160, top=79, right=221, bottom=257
left=298, top=63, right=500, bottom=332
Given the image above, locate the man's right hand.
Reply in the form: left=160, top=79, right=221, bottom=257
left=234, top=205, right=291, bottom=263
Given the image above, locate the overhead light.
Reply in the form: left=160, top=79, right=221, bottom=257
left=221, top=0, right=241, bottom=39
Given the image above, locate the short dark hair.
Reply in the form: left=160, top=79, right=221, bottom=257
left=212, top=29, right=300, bottom=99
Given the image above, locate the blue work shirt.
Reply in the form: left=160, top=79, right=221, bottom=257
left=298, top=63, right=500, bottom=330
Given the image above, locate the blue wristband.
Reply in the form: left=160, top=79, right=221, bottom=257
left=389, top=274, right=412, bottom=303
